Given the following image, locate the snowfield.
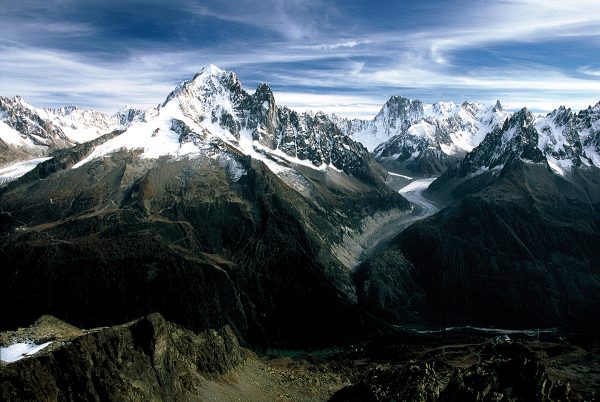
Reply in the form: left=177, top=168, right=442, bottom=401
left=0, top=341, right=52, bottom=363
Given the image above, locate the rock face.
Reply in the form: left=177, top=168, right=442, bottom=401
left=330, top=342, right=578, bottom=402
left=0, top=313, right=246, bottom=401
left=446, top=108, right=545, bottom=179
left=151, top=65, right=379, bottom=183
left=335, top=97, right=509, bottom=175
left=0, top=144, right=406, bottom=349
left=536, top=102, right=600, bottom=170
left=430, top=105, right=600, bottom=195
left=0, top=96, right=70, bottom=166
left=0, top=97, right=69, bottom=146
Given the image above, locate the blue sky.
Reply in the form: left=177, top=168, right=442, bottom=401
left=1, top=0, right=600, bottom=118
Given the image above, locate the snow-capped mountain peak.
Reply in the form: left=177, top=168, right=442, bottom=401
left=70, top=65, right=378, bottom=186
left=533, top=104, right=596, bottom=173
left=428, top=100, right=456, bottom=117
left=205, top=63, right=226, bottom=76
left=10, top=95, right=34, bottom=109
left=507, top=107, right=534, bottom=129
left=450, top=108, right=546, bottom=178
left=40, top=106, right=124, bottom=144
left=493, top=100, right=503, bottom=112
left=0, top=94, right=144, bottom=169
left=446, top=104, right=600, bottom=179
left=335, top=95, right=510, bottom=174
left=0, top=95, right=71, bottom=151
left=163, top=65, right=242, bottom=114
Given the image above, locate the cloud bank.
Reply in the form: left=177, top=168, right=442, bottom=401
left=1, top=0, right=600, bottom=118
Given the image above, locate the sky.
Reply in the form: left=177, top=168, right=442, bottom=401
left=1, top=0, right=600, bottom=119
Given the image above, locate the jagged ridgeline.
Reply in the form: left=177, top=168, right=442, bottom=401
left=354, top=107, right=600, bottom=331
left=2, top=64, right=600, bottom=348
left=336, top=96, right=600, bottom=178
left=0, top=66, right=409, bottom=348
left=334, top=96, right=509, bottom=175
left=0, top=95, right=144, bottom=167
left=0, top=314, right=248, bottom=400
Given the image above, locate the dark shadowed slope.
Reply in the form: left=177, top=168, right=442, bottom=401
left=0, top=67, right=415, bottom=350
left=355, top=108, right=600, bottom=330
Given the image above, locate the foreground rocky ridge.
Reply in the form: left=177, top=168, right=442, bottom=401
left=1, top=313, right=245, bottom=401
left=3, top=316, right=597, bottom=401
left=0, top=314, right=363, bottom=401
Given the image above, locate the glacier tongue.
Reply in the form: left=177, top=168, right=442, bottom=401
left=0, top=157, right=52, bottom=184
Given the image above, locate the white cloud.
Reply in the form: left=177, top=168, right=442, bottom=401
left=0, top=46, right=176, bottom=112
left=2, top=42, right=599, bottom=120
left=187, top=0, right=333, bottom=40
left=499, top=95, right=599, bottom=115
left=414, top=1, right=600, bottom=67
left=1, top=0, right=600, bottom=119
left=274, top=92, right=385, bottom=119
left=579, top=67, right=600, bottom=77
left=0, top=45, right=382, bottom=118
left=294, top=40, right=369, bottom=50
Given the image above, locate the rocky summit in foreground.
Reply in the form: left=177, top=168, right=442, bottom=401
left=1, top=314, right=245, bottom=401
left=1, top=314, right=355, bottom=401
left=2, top=315, right=598, bottom=401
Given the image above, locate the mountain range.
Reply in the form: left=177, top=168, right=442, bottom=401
left=0, top=66, right=409, bottom=348
left=335, top=96, right=600, bottom=177
left=0, top=95, right=142, bottom=167
left=3, top=66, right=600, bottom=182
left=356, top=108, right=600, bottom=330
left=1, top=65, right=600, bottom=400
